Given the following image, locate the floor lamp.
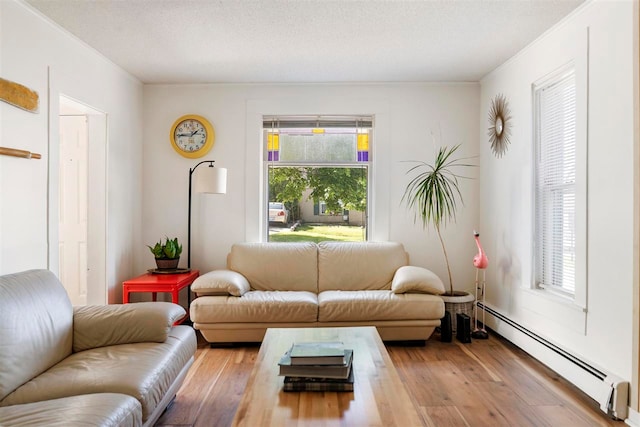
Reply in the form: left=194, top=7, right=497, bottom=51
left=188, top=160, right=227, bottom=272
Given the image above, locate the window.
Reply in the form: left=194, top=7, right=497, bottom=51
left=264, top=116, right=371, bottom=242
left=534, top=67, right=577, bottom=296
left=318, top=201, right=330, bottom=216
left=314, top=200, right=349, bottom=217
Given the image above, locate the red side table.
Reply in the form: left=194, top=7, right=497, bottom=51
left=122, top=270, right=199, bottom=324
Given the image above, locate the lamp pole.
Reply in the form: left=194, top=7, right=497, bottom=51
left=187, top=160, right=216, bottom=269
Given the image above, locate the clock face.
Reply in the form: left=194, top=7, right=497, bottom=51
left=170, top=115, right=215, bottom=158
left=174, top=119, right=207, bottom=153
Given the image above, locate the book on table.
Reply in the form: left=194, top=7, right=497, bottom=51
left=289, top=341, right=346, bottom=365
left=279, top=349, right=353, bottom=379
left=283, top=365, right=355, bottom=392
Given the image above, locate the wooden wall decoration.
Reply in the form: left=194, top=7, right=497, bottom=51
left=0, top=77, right=39, bottom=113
left=0, top=147, right=41, bottom=159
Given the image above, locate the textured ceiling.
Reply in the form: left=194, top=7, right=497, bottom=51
left=25, top=0, right=585, bottom=84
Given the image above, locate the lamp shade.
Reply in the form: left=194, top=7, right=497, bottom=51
left=194, top=165, right=227, bottom=194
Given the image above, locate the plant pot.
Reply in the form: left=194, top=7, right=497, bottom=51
left=441, top=291, right=475, bottom=332
left=155, top=257, right=180, bottom=270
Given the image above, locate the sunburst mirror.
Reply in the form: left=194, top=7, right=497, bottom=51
left=488, top=94, right=512, bottom=158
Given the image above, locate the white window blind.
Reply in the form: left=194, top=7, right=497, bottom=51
left=534, top=68, right=577, bottom=295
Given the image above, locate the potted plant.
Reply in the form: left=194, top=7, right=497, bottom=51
left=148, top=237, right=182, bottom=270
left=402, top=144, right=475, bottom=329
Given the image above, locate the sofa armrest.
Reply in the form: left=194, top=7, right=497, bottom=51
left=191, top=269, right=250, bottom=297
left=391, top=266, right=445, bottom=295
left=72, top=302, right=186, bottom=352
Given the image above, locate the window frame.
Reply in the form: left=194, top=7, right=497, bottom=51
left=262, top=115, right=372, bottom=242
left=532, top=62, right=587, bottom=304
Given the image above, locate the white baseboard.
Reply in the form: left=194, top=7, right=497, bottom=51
left=626, top=407, right=640, bottom=426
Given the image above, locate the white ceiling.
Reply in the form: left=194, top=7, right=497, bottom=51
left=25, top=0, right=585, bottom=84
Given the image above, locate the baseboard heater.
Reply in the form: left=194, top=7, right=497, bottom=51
left=478, top=302, right=629, bottom=420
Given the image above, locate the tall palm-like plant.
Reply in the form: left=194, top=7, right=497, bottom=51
left=402, top=144, right=473, bottom=295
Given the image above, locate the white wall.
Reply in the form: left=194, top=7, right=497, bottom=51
left=142, top=83, right=480, bottom=293
left=479, top=0, right=635, bottom=396
left=0, top=0, right=143, bottom=303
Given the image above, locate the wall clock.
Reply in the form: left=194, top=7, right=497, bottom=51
left=170, top=114, right=215, bottom=158
left=487, top=94, right=512, bottom=158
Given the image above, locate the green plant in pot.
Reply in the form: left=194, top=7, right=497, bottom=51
left=402, top=144, right=475, bottom=330
left=148, top=237, right=182, bottom=270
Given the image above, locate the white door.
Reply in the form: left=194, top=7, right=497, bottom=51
left=59, top=115, right=88, bottom=306
left=54, top=95, right=108, bottom=306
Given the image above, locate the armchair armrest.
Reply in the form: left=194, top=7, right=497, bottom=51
left=391, top=266, right=446, bottom=295
left=72, top=302, right=186, bottom=352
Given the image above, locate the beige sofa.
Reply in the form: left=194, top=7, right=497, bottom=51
left=190, top=242, right=446, bottom=343
left=0, top=269, right=197, bottom=427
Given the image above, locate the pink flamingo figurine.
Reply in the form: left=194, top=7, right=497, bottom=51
left=472, top=231, right=489, bottom=339
left=473, top=231, right=489, bottom=269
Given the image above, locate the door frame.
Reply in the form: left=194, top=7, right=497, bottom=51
left=49, top=94, right=108, bottom=305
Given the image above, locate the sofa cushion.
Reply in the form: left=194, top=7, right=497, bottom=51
left=317, top=242, right=409, bottom=292
left=228, top=242, right=318, bottom=292
left=0, top=393, right=142, bottom=427
left=0, top=269, right=73, bottom=402
left=318, top=290, right=444, bottom=322
left=73, top=302, right=187, bottom=352
left=190, top=291, right=318, bottom=323
left=0, top=326, right=196, bottom=422
left=391, top=266, right=446, bottom=295
left=191, top=269, right=250, bottom=296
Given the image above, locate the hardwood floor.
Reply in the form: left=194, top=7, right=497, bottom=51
left=156, top=330, right=624, bottom=427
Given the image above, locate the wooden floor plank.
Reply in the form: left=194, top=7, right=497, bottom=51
left=157, top=347, right=232, bottom=425
left=512, top=355, right=618, bottom=426
left=536, top=405, right=609, bottom=427
left=459, top=338, right=561, bottom=407
left=425, top=360, right=514, bottom=427
left=156, top=330, right=624, bottom=427
left=194, top=347, right=258, bottom=427
left=472, top=381, right=550, bottom=427
left=421, top=405, right=470, bottom=427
